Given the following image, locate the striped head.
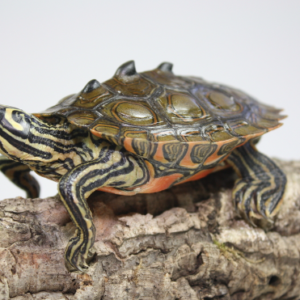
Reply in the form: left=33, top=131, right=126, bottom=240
left=0, top=105, right=36, bottom=160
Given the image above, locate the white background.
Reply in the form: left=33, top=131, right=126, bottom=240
left=0, top=0, right=299, bottom=199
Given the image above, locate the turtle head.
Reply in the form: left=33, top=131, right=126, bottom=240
left=0, top=105, right=34, bottom=159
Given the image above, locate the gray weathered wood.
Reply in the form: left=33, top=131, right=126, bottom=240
left=0, top=160, right=299, bottom=300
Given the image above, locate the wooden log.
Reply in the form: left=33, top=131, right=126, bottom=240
left=0, top=160, right=299, bottom=300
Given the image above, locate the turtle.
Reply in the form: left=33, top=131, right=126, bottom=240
left=0, top=61, right=287, bottom=272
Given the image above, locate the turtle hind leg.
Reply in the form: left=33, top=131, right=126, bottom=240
left=226, top=141, right=287, bottom=227
left=0, top=156, right=40, bottom=198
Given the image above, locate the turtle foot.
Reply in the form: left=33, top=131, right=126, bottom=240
left=64, top=236, right=96, bottom=273
left=232, top=177, right=285, bottom=228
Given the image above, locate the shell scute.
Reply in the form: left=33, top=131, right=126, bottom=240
left=206, top=91, right=240, bottom=112
left=255, top=117, right=281, bottom=130
left=193, top=87, right=242, bottom=115
left=104, top=74, right=156, bottom=97
left=142, top=68, right=195, bottom=89
left=68, top=111, right=98, bottom=127
left=74, top=83, right=113, bottom=108
left=201, top=122, right=236, bottom=142
left=152, top=130, right=179, bottom=143
left=156, top=89, right=209, bottom=124
left=131, top=138, right=151, bottom=158
left=162, top=142, right=188, bottom=163
left=210, top=129, right=234, bottom=142
left=122, top=130, right=151, bottom=158
left=100, top=100, right=165, bottom=127
left=91, top=120, right=120, bottom=145
left=190, top=144, right=216, bottom=164
left=227, top=119, right=266, bottom=137
left=178, top=129, right=206, bottom=142
left=217, top=140, right=241, bottom=156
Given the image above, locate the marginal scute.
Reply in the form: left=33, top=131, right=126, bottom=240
left=211, top=130, right=233, bottom=142
left=91, top=120, right=120, bottom=145
left=132, top=138, right=151, bottom=158
left=122, top=130, right=151, bottom=158
left=255, top=117, right=280, bottom=130
left=217, top=140, right=241, bottom=156
left=157, top=62, right=173, bottom=72
left=261, top=111, right=287, bottom=121
left=191, top=144, right=215, bottom=164
left=38, top=107, right=74, bottom=117
left=234, top=125, right=264, bottom=136
left=204, top=124, right=233, bottom=142
left=179, top=129, right=205, bottom=142
left=68, top=111, right=98, bottom=127
left=163, top=143, right=185, bottom=162
left=125, top=131, right=146, bottom=139
left=228, top=120, right=266, bottom=137
left=153, top=131, right=179, bottom=142
left=258, top=102, right=283, bottom=113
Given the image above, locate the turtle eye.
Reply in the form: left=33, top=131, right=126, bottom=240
left=12, top=111, right=31, bottom=126
left=12, top=111, right=26, bottom=122
left=12, top=111, right=22, bottom=123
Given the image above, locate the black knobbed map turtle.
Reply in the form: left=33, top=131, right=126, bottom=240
left=0, top=61, right=287, bottom=272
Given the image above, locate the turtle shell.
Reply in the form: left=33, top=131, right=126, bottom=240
left=35, top=61, right=285, bottom=168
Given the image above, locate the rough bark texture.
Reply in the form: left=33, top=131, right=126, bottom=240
left=0, top=160, right=300, bottom=300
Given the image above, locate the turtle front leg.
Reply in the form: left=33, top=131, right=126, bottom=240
left=0, top=156, right=40, bottom=198
left=226, top=141, right=287, bottom=226
left=58, top=153, right=149, bottom=272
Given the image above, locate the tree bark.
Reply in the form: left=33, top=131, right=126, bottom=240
left=0, top=160, right=300, bottom=300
